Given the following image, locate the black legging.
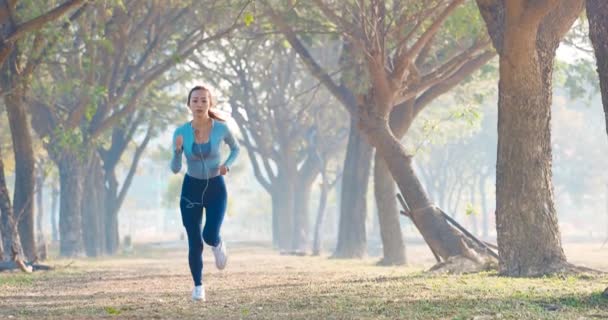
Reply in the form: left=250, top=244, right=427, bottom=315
left=180, top=174, right=227, bottom=286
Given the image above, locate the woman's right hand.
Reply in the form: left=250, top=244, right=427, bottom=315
left=175, top=135, right=184, bottom=152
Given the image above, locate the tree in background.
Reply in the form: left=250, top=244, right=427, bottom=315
left=0, top=0, right=86, bottom=262
left=28, top=0, right=249, bottom=256
left=267, top=0, right=497, bottom=269
left=189, top=35, right=347, bottom=252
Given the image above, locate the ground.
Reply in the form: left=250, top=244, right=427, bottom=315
left=0, top=241, right=607, bottom=319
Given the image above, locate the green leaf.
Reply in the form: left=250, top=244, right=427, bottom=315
left=244, top=12, right=254, bottom=27
left=465, top=203, right=478, bottom=216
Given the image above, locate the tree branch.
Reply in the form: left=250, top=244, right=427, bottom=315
left=414, top=50, right=495, bottom=115
left=116, top=123, right=153, bottom=210
left=265, top=5, right=356, bottom=113
left=5, top=0, right=86, bottom=43
left=392, top=0, right=464, bottom=84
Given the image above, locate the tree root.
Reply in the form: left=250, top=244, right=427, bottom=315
left=0, top=260, right=53, bottom=272
left=428, top=256, right=498, bottom=275
left=500, top=261, right=605, bottom=278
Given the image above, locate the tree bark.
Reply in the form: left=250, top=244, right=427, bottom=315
left=271, top=181, right=294, bottom=252
left=35, top=163, right=44, bottom=240
left=57, top=152, right=85, bottom=257
left=35, top=161, right=47, bottom=260
left=0, top=225, right=3, bottom=260
left=587, top=0, right=608, bottom=138
left=82, top=153, right=105, bottom=257
left=495, top=42, right=566, bottom=276
left=0, top=144, right=24, bottom=262
left=104, top=167, right=120, bottom=255
left=51, top=184, right=59, bottom=242
left=476, top=0, right=584, bottom=276
left=292, top=182, right=312, bottom=253
left=4, top=83, right=36, bottom=262
left=373, top=154, right=406, bottom=265
left=333, top=118, right=373, bottom=258
left=292, top=150, right=320, bottom=253
left=312, top=169, right=330, bottom=256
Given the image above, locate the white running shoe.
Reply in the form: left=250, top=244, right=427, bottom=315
left=192, top=285, right=206, bottom=301
left=212, top=240, right=228, bottom=270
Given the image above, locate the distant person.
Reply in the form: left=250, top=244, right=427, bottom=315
left=170, top=85, right=240, bottom=301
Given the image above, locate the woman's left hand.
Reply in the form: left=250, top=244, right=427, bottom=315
left=219, top=165, right=229, bottom=175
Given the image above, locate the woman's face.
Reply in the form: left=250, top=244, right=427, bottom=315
left=189, top=89, right=211, bottom=117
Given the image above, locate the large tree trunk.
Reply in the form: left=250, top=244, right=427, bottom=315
left=476, top=0, right=584, bottom=277
left=587, top=0, right=608, bottom=138
left=82, top=153, right=105, bottom=257
left=373, top=154, right=406, bottom=265
left=333, top=118, right=372, bottom=258
left=495, top=33, right=566, bottom=276
left=4, top=88, right=36, bottom=262
left=57, top=152, right=85, bottom=257
left=1, top=45, right=35, bottom=262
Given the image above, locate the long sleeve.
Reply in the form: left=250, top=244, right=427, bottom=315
left=222, top=126, right=240, bottom=168
left=170, top=129, right=183, bottom=173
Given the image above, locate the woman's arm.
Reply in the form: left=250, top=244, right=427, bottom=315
left=170, top=128, right=183, bottom=173
left=222, top=125, right=240, bottom=169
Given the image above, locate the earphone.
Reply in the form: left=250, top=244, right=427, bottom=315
left=180, top=123, right=210, bottom=209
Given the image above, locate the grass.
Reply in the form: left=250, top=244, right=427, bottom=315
left=0, top=242, right=607, bottom=319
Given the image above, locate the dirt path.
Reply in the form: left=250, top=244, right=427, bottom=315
left=1, top=242, right=607, bottom=319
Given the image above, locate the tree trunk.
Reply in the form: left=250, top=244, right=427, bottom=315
left=51, top=184, right=59, bottom=242
left=82, top=153, right=105, bottom=257
left=495, top=35, right=566, bottom=276
left=104, top=169, right=120, bottom=255
left=0, top=226, right=3, bottom=260
left=373, top=153, right=406, bottom=265
left=333, top=118, right=372, bottom=258
left=312, top=170, right=329, bottom=256
left=35, top=164, right=44, bottom=239
left=57, top=152, right=85, bottom=257
left=587, top=0, right=608, bottom=138
left=35, top=162, right=47, bottom=260
left=292, top=182, right=312, bottom=253
left=271, top=189, right=293, bottom=252
left=0, top=145, right=24, bottom=262
left=271, top=169, right=295, bottom=252
left=292, top=152, right=320, bottom=253
left=476, top=0, right=584, bottom=277
left=360, top=116, right=490, bottom=265
left=4, top=89, right=36, bottom=262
